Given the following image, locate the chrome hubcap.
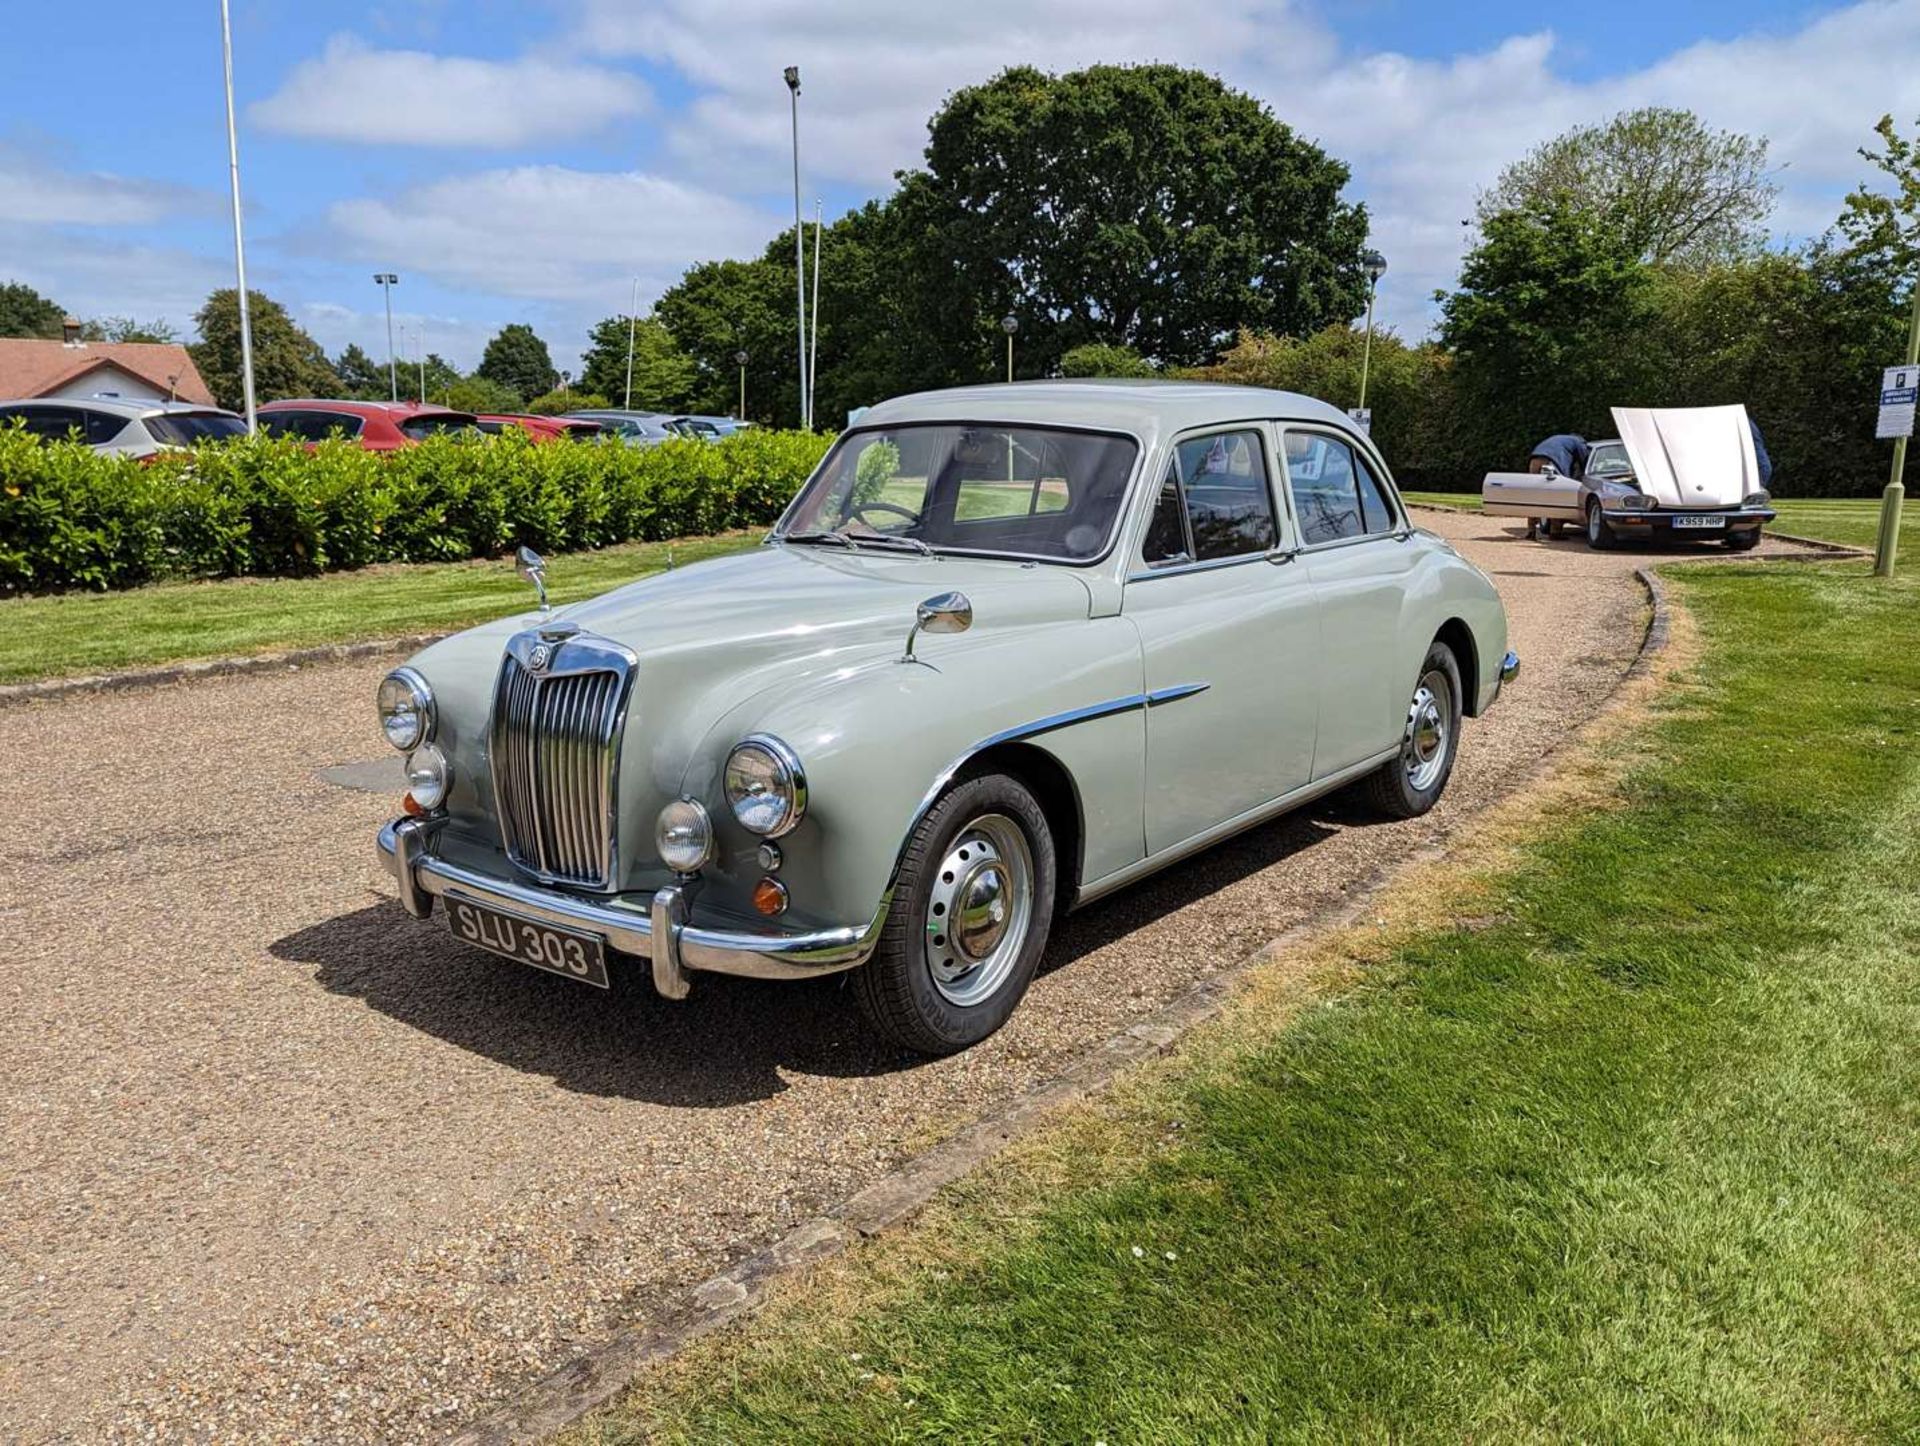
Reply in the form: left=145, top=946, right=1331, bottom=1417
left=1402, top=669, right=1452, bottom=793
left=924, top=813, right=1033, bottom=1007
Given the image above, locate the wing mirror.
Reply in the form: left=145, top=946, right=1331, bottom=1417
left=516, top=545, right=549, bottom=613
left=901, top=591, right=972, bottom=664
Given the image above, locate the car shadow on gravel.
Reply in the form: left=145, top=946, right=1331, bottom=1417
left=273, top=809, right=1349, bottom=1104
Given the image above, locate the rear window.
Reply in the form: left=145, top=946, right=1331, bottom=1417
left=144, top=412, right=248, bottom=446
left=398, top=413, right=478, bottom=440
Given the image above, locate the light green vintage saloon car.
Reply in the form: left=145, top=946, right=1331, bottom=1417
left=377, top=381, right=1517, bottom=1054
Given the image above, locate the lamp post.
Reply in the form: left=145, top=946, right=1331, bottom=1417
left=1357, top=249, right=1387, bottom=415
left=784, top=66, right=808, bottom=429
left=624, top=276, right=639, bottom=410
left=373, top=274, right=398, bottom=401
left=734, top=349, right=750, bottom=421
left=1001, top=313, right=1018, bottom=383
left=218, top=0, right=257, bottom=432
left=416, top=324, right=426, bottom=404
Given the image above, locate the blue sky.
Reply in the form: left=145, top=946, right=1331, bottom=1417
left=3, top=0, right=1915, bottom=377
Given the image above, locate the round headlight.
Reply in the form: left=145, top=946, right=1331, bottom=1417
left=378, top=668, right=434, bottom=752
left=405, top=743, right=452, bottom=811
left=656, top=797, right=715, bottom=874
left=724, top=736, right=807, bottom=838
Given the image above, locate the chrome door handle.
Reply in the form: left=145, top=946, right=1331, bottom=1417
left=1266, top=548, right=1298, bottom=565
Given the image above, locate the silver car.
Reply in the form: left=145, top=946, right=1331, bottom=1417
left=1, top=395, right=247, bottom=457
left=377, top=381, right=1517, bottom=1054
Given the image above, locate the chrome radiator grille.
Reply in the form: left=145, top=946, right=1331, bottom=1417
left=490, top=635, right=634, bottom=889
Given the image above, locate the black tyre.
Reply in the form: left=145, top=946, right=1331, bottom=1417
left=853, top=772, right=1056, bottom=1055
left=1585, top=499, right=1617, bottom=550
left=1724, top=528, right=1761, bottom=552
left=1362, top=640, right=1463, bottom=820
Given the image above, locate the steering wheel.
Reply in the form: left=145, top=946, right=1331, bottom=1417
left=847, top=499, right=921, bottom=528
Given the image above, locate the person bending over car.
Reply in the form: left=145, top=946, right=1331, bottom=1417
left=1523, top=433, right=1589, bottom=538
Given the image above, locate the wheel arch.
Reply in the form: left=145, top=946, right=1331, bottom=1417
left=953, top=740, right=1085, bottom=913
left=1434, top=616, right=1482, bottom=717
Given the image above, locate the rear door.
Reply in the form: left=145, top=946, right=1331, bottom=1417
left=1126, top=425, right=1321, bottom=855
left=1280, top=427, right=1422, bottom=778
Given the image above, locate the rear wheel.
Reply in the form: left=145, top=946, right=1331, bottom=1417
left=1585, top=499, right=1617, bottom=550
left=853, top=772, right=1056, bottom=1055
left=1362, top=641, right=1462, bottom=820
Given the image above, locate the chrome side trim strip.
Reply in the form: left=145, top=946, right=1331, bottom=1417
left=1071, top=745, right=1401, bottom=908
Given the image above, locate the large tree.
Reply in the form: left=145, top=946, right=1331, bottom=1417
left=190, top=289, right=341, bottom=409
left=475, top=323, right=555, bottom=402
left=333, top=342, right=389, bottom=400
left=1839, top=112, right=1920, bottom=276
left=0, top=280, right=66, bottom=339
left=1477, top=107, right=1776, bottom=269
left=579, top=314, right=698, bottom=411
left=1437, top=196, right=1659, bottom=466
left=81, top=316, right=178, bottom=344
left=655, top=254, right=800, bottom=424
left=899, top=64, right=1370, bottom=377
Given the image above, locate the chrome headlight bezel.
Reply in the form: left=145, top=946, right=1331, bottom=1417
left=378, top=667, right=435, bottom=752
left=1616, top=490, right=1654, bottom=512
left=656, top=797, right=716, bottom=873
left=405, top=742, right=452, bottom=810
left=724, top=734, right=808, bottom=838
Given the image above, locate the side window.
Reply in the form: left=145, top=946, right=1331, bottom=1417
left=1354, top=452, right=1398, bottom=535
left=84, top=410, right=128, bottom=446
left=260, top=410, right=308, bottom=439
left=1176, top=430, right=1277, bottom=560
left=1141, top=460, right=1190, bottom=566
left=1285, top=431, right=1403, bottom=545
left=19, top=406, right=84, bottom=442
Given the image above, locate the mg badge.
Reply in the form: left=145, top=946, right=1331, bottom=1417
left=529, top=642, right=553, bottom=672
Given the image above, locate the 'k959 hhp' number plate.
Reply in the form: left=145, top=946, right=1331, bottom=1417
left=447, top=896, right=610, bottom=988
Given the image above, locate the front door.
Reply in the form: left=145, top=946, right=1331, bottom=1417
left=1279, top=427, right=1422, bottom=777
left=1125, top=426, right=1321, bottom=856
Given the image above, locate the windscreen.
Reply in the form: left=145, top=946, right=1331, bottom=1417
left=144, top=412, right=248, bottom=445
left=780, top=424, right=1139, bottom=563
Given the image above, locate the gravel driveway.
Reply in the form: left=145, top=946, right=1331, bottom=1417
left=0, top=513, right=1816, bottom=1442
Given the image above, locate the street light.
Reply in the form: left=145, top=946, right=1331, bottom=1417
left=734, top=349, right=750, bottom=421
left=1357, top=249, right=1387, bottom=416
left=373, top=273, right=398, bottom=402
left=219, top=0, right=257, bottom=432
left=785, top=66, right=808, bottom=429
left=624, top=276, right=639, bottom=410
left=1001, top=313, right=1019, bottom=384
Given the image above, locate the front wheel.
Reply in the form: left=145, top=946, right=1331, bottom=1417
left=1363, top=641, right=1463, bottom=820
left=853, top=772, right=1056, bottom=1055
left=1724, top=528, right=1761, bottom=552
left=1585, top=500, right=1617, bottom=550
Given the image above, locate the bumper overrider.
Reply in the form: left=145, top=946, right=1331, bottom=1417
left=377, top=817, right=883, bottom=998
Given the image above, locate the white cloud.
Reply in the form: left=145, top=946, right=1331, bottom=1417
left=321, top=165, right=778, bottom=306
left=299, top=300, right=502, bottom=375
left=250, top=35, right=651, bottom=147
left=0, top=144, right=219, bottom=227
left=0, top=224, right=228, bottom=327
left=572, top=0, right=1920, bottom=337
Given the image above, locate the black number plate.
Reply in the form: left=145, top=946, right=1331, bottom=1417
left=446, top=895, right=610, bottom=988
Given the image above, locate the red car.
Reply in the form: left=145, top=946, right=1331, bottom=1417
left=257, top=400, right=479, bottom=451
left=475, top=413, right=604, bottom=442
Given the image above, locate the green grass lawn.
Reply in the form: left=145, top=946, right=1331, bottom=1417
left=0, top=533, right=760, bottom=684
left=1405, top=489, right=1909, bottom=553
left=577, top=557, right=1920, bottom=1443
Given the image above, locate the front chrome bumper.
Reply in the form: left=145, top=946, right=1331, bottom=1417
left=1600, top=506, right=1775, bottom=529
left=377, top=817, right=880, bottom=997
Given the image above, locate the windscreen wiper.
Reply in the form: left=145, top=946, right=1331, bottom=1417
left=855, top=533, right=934, bottom=555
left=784, top=529, right=860, bottom=550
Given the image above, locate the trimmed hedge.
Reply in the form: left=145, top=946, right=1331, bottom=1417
left=0, top=426, right=832, bottom=595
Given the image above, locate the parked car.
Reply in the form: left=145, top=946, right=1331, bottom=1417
left=663, top=415, right=723, bottom=440
left=376, top=381, right=1517, bottom=1054
left=258, top=400, right=479, bottom=451
left=563, top=409, right=680, bottom=446
left=475, top=413, right=604, bottom=442
left=1482, top=405, right=1776, bottom=550
left=1, top=395, right=247, bottom=458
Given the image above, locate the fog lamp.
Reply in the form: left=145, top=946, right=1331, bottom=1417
left=656, top=798, right=715, bottom=874
left=405, top=743, right=452, bottom=811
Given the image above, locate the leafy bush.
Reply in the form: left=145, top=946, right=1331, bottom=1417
left=0, top=425, right=832, bottom=595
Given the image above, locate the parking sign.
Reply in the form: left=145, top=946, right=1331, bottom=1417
left=1879, top=364, right=1918, bottom=440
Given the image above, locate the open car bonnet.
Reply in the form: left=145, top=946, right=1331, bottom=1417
left=1611, top=404, right=1759, bottom=509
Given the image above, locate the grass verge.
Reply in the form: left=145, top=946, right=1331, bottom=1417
left=1405, top=489, right=1906, bottom=553
left=573, top=557, right=1920, bottom=1443
left=0, top=532, right=758, bottom=684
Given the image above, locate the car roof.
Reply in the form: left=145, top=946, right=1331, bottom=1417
left=856, top=379, right=1357, bottom=438
left=0, top=395, right=235, bottom=419
left=260, top=398, right=469, bottom=417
